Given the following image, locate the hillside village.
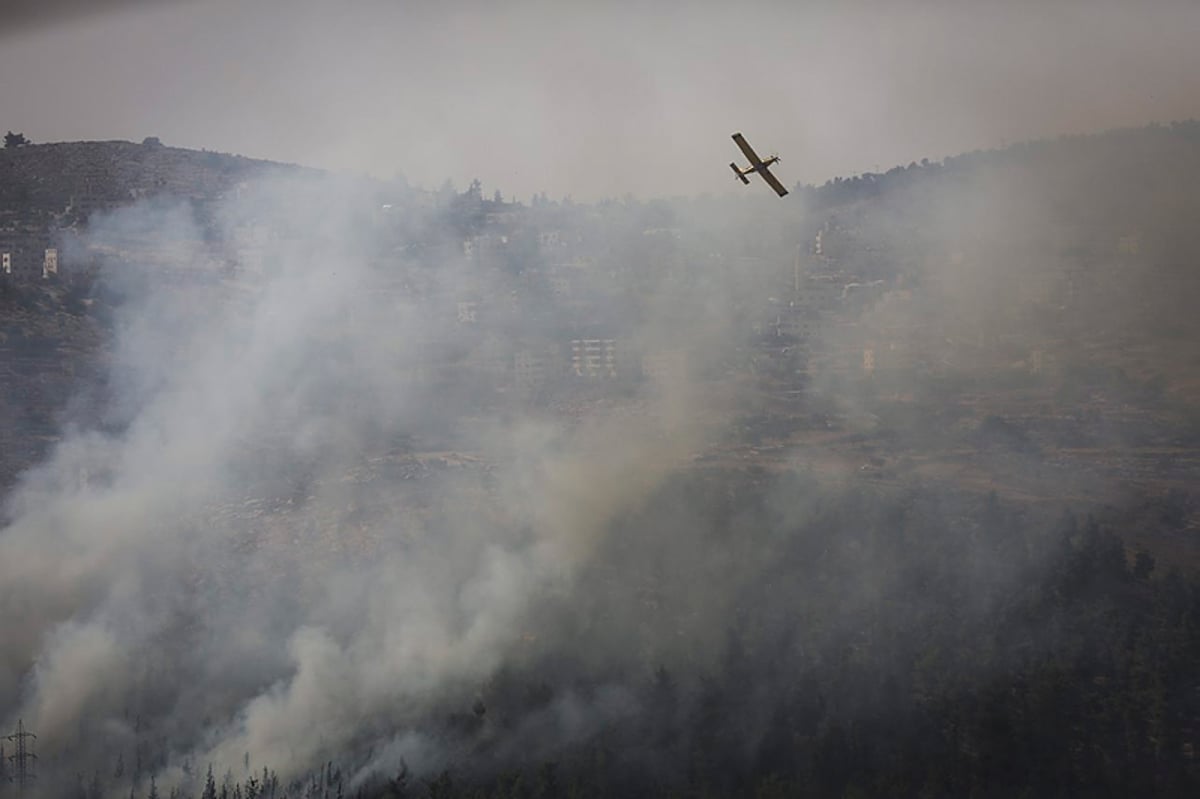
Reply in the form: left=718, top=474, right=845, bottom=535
left=0, top=137, right=1164, bottom=382
left=3, top=126, right=1200, bottom=506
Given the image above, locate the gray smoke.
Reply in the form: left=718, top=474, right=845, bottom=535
left=5, top=1, right=1198, bottom=199
left=3, top=119, right=1198, bottom=796
left=0, top=173, right=741, bottom=792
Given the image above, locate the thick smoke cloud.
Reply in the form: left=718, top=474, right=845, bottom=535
left=3, top=121, right=1198, bottom=796
left=0, top=172, right=741, bottom=793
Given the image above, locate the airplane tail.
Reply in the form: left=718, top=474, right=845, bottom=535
left=730, top=163, right=750, bottom=184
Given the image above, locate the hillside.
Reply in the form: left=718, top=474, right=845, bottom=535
left=0, top=138, right=306, bottom=215
left=0, top=142, right=294, bottom=486
left=3, top=126, right=1200, bottom=499
left=4, top=125, right=1200, bottom=796
left=0, top=139, right=316, bottom=282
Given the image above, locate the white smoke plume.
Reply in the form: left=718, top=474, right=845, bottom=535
left=0, top=172, right=739, bottom=794
left=4, top=121, right=1198, bottom=796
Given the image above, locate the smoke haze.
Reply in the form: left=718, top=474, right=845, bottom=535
left=2, top=120, right=1198, bottom=794
left=0, top=170, right=749, bottom=791
left=2, top=1, right=1198, bottom=199
left=2, top=2, right=1200, bottom=796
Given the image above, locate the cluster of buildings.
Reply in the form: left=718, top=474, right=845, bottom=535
left=2, top=140, right=1161, bottom=412
left=0, top=139, right=300, bottom=289
left=0, top=245, right=57, bottom=280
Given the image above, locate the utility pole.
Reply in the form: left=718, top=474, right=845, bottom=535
left=6, top=719, right=37, bottom=794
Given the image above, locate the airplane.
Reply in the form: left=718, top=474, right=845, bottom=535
left=730, top=132, right=789, bottom=197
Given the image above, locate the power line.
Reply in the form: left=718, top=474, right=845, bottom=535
left=5, top=719, right=37, bottom=794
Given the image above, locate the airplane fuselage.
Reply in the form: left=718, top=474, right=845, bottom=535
left=737, top=155, right=779, bottom=175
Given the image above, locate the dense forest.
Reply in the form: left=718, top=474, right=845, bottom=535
left=14, top=475, right=1200, bottom=798
left=352, top=482, right=1200, bottom=799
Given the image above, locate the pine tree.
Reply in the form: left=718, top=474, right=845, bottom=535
left=202, top=765, right=217, bottom=799
left=260, top=766, right=277, bottom=799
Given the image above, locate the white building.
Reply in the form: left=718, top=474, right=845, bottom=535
left=571, top=339, right=617, bottom=378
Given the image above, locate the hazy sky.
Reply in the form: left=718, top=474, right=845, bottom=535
left=3, top=0, right=1199, bottom=200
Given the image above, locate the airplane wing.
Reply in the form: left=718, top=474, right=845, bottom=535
left=757, top=166, right=789, bottom=197
left=732, top=132, right=764, bottom=167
